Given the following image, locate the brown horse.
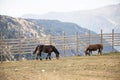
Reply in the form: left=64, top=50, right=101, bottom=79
left=33, top=45, right=60, bottom=60
left=85, top=44, right=103, bottom=56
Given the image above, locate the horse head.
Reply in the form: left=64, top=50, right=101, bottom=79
left=84, top=50, right=89, bottom=56
left=33, top=51, right=36, bottom=54
left=56, top=53, right=59, bottom=60
left=52, top=45, right=60, bottom=60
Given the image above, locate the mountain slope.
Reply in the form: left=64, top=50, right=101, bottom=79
left=0, top=15, right=43, bottom=38
left=0, top=15, right=94, bottom=38
left=26, top=19, right=92, bottom=36
left=22, top=3, right=120, bottom=33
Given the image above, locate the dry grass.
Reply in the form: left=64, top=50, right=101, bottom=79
left=0, top=53, right=120, bottom=80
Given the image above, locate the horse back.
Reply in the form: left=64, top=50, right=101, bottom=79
left=88, top=44, right=103, bottom=50
left=96, top=44, right=103, bottom=50
left=41, top=45, right=53, bottom=52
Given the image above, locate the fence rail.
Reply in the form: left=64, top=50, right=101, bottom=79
left=0, top=30, right=120, bottom=60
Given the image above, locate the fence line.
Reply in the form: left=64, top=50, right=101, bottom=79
left=0, top=30, right=120, bottom=60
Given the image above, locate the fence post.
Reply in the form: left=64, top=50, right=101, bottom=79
left=34, top=33, right=37, bottom=43
left=0, top=32, right=3, bottom=63
left=76, top=32, right=79, bottom=56
left=88, top=30, right=91, bottom=44
left=101, top=29, right=103, bottom=44
left=33, top=33, right=37, bottom=60
left=34, top=33, right=38, bottom=45
left=112, top=29, right=114, bottom=52
left=18, top=31, right=22, bottom=60
left=63, top=32, right=66, bottom=57
left=49, top=34, right=52, bottom=45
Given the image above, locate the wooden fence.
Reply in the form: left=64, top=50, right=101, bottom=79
left=0, top=30, right=120, bottom=60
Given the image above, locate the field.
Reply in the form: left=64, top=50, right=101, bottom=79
left=0, top=53, right=120, bottom=80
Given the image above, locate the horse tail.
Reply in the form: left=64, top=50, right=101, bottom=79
left=33, top=45, right=39, bottom=54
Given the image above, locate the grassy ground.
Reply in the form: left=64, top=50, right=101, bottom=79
left=0, top=53, right=120, bottom=80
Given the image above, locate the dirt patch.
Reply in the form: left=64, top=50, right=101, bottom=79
left=0, top=53, right=120, bottom=80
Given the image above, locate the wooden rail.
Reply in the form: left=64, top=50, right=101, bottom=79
left=0, top=30, right=120, bottom=58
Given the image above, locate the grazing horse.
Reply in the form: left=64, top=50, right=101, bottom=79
left=85, top=44, right=103, bottom=56
left=33, top=45, right=60, bottom=60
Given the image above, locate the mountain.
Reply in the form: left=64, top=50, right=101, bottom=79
left=0, top=15, right=117, bottom=58
left=22, top=3, right=120, bottom=33
left=26, top=19, right=93, bottom=36
left=0, top=15, right=42, bottom=38
left=0, top=15, right=94, bottom=38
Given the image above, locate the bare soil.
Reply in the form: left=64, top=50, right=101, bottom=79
left=0, top=53, right=120, bottom=80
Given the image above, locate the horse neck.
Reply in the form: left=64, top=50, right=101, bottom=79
left=52, top=46, right=59, bottom=55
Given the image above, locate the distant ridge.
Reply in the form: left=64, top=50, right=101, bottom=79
left=0, top=15, right=94, bottom=38
left=22, top=3, right=120, bottom=33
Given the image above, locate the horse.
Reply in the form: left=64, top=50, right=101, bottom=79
left=85, top=44, right=103, bottom=56
left=33, top=45, right=60, bottom=60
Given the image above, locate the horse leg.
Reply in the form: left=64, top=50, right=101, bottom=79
left=46, top=53, right=51, bottom=60
left=99, top=48, right=102, bottom=55
left=90, top=50, right=92, bottom=56
left=86, top=51, right=89, bottom=56
left=46, top=54, right=49, bottom=60
left=88, top=50, right=91, bottom=56
left=91, top=50, right=92, bottom=55
left=36, top=53, right=39, bottom=60
left=98, top=49, right=102, bottom=55
left=48, top=53, right=51, bottom=60
left=100, top=49, right=102, bottom=55
left=39, top=52, right=42, bottom=60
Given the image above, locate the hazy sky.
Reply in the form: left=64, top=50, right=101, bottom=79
left=0, top=0, right=120, bottom=17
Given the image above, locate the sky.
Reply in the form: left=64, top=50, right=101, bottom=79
left=0, top=0, right=120, bottom=17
